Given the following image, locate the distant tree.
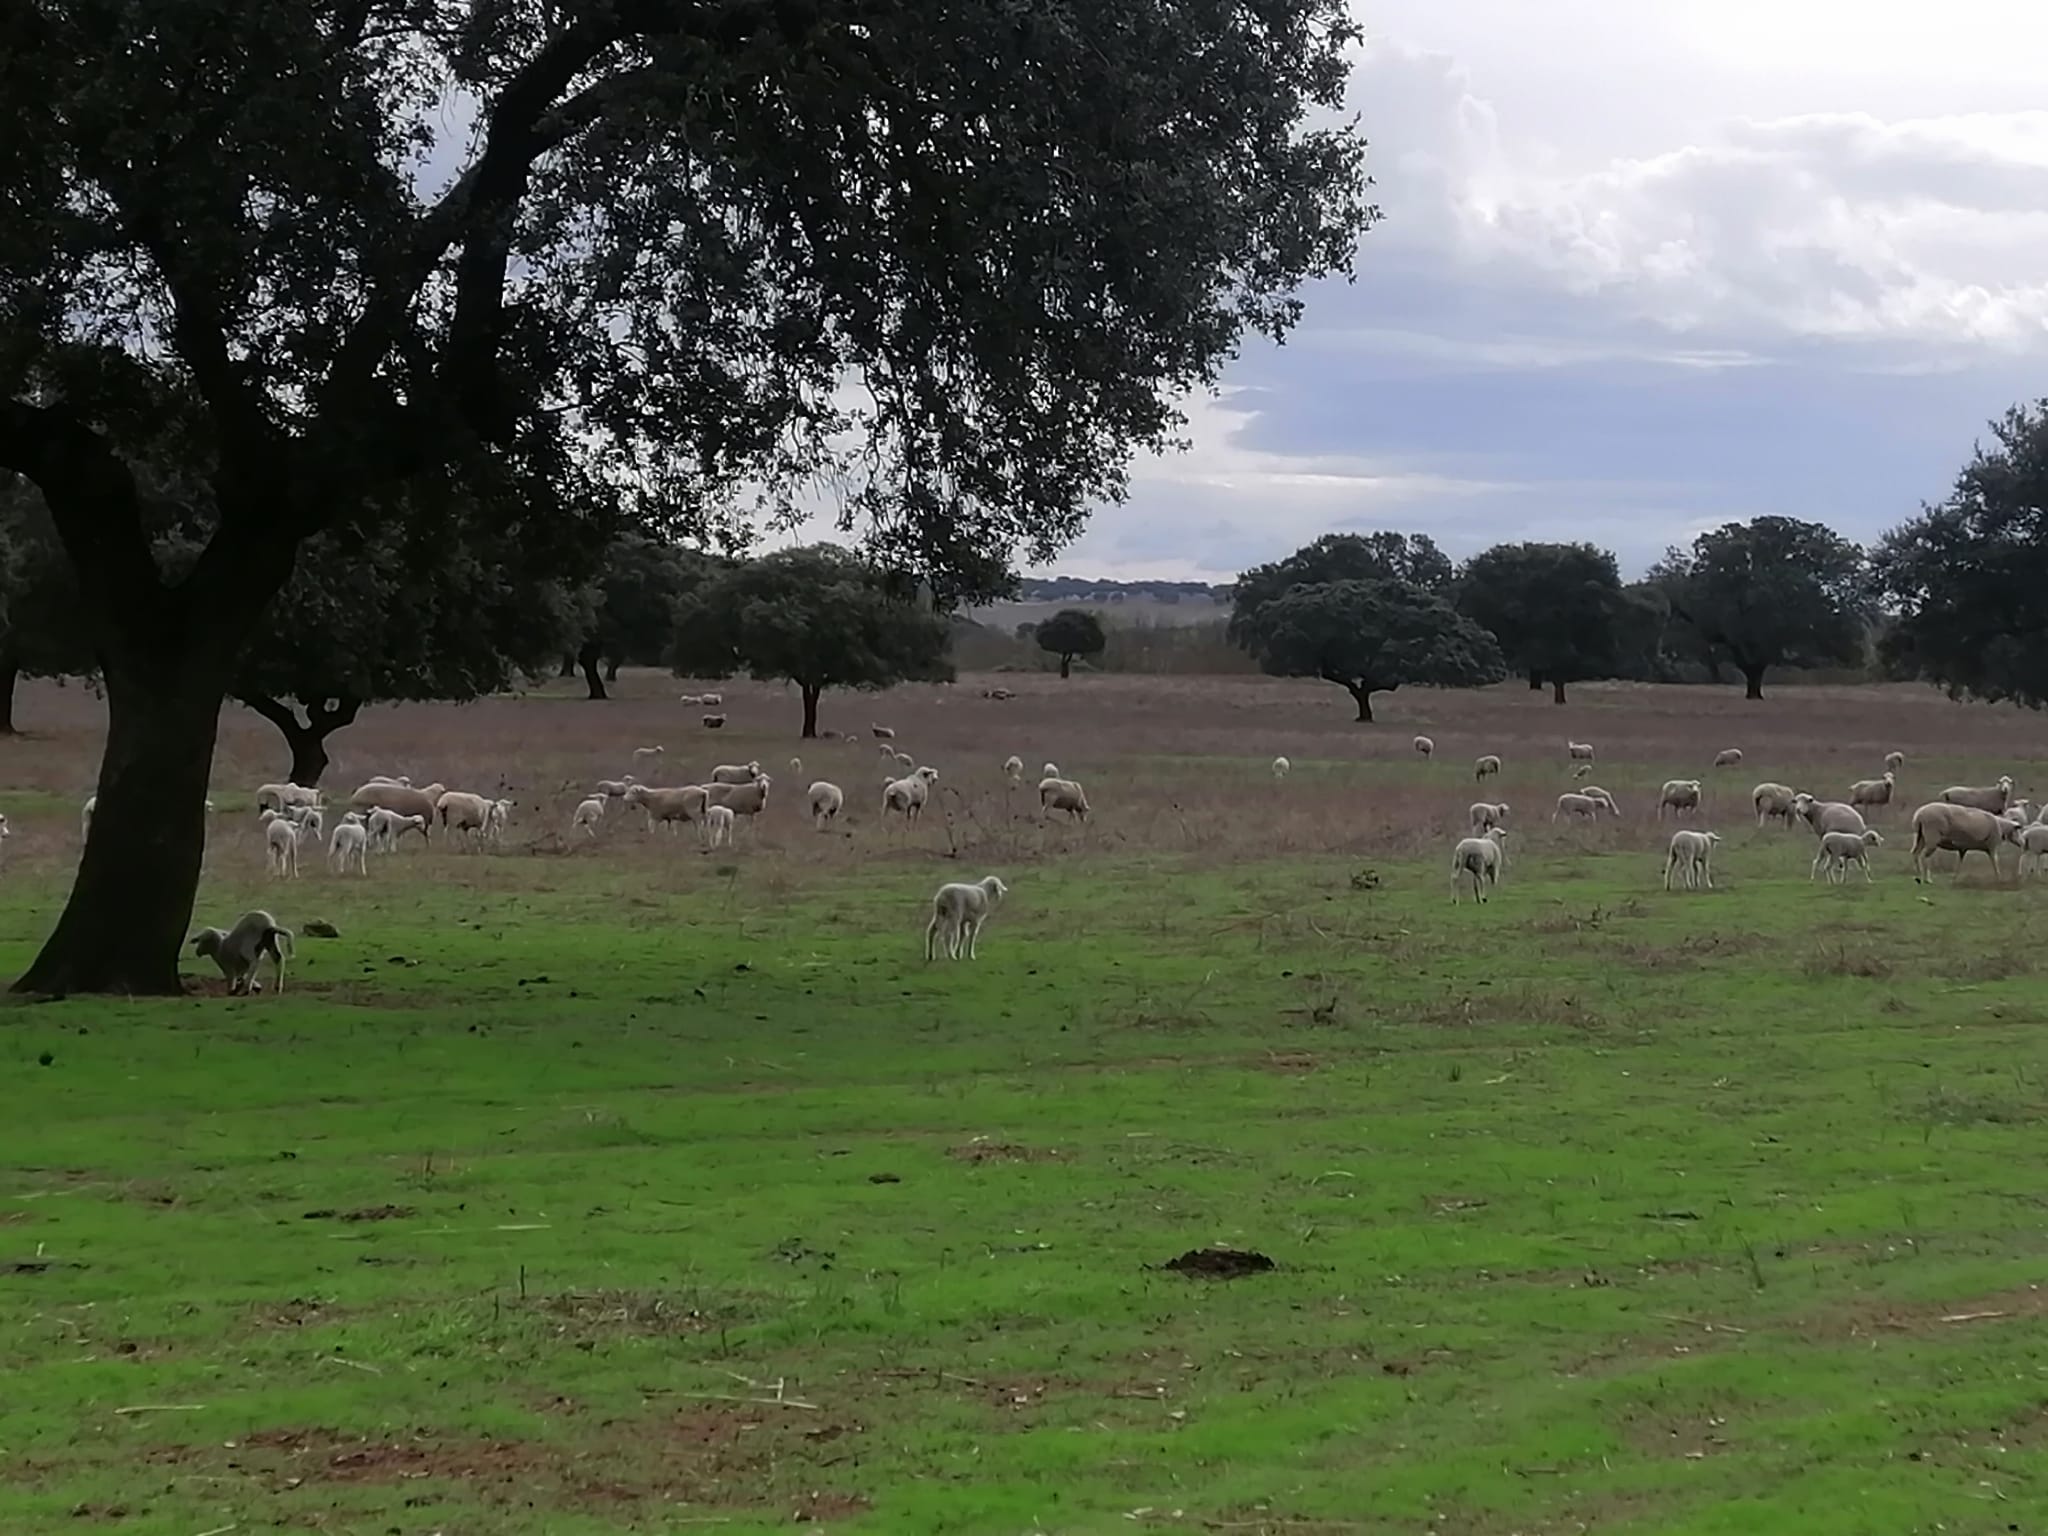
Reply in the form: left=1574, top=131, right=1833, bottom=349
left=0, top=476, right=94, bottom=732
left=1036, top=609, right=1107, bottom=678
left=1230, top=532, right=1454, bottom=642
left=1872, top=403, right=2048, bottom=706
left=1232, top=577, right=1506, bottom=721
left=1456, top=542, right=1628, bottom=704
left=671, top=546, right=953, bottom=737
left=1614, top=582, right=1674, bottom=682
left=1652, top=518, right=1867, bottom=699
left=572, top=537, right=717, bottom=699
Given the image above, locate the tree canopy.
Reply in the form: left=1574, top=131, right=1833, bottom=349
left=572, top=536, right=717, bottom=699
left=1232, top=576, right=1506, bottom=721
left=0, top=475, right=93, bottom=731
left=1456, top=542, right=1628, bottom=704
left=1229, top=532, right=1453, bottom=641
left=1035, top=609, right=1107, bottom=678
left=1649, top=517, right=1868, bottom=699
left=670, top=545, right=953, bottom=737
left=0, top=0, right=1373, bottom=993
left=1872, top=402, right=2048, bottom=707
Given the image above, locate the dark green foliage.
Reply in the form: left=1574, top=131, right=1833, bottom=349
left=1232, top=576, right=1506, bottom=721
left=671, top=546, right=952, bottom=737
left=0, top=475, right=93, bottom=729
left=1649, top=517, right=1868, bottom=699
left=1456, top=542, right=1628, bottom=703
left=1229, top=532, right=1454, bottom=642
left=1036, top=608, right=1107, bottom=678
left=1873, top=402, right=2048, bottom=707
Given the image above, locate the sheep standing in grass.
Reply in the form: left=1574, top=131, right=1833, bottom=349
left=1567, top=740, right=1595, bottom=764
left=256, top=782, right=323, bottom=814
left=1579, top=786, right=1620, bottom=816
left=1753, top=782, right=1799, bottom=827
left=191, top=910, right=294, bottom=995
left=1450, top=829, right=1507, bottom=904
left=809, top=781, right=845, bottom=829
left=703, top=774, right=772, bottom=831
left=1003, top=754, right=1025, bottom=784
left=1271, top=756, right=1291, bottom=779
left=350, top=780, right=448, bottom=836
left=264, top=816, right=302, bottom=878
left=1469, top=801, right=1509, bottom=834
left=1552, top=792, right=1607, bottom=823
left=594, top=777, right=636, bottom=799
left=435, top=790, right=494, bottom=848
left=1039, top=776, right=1090, bottom=822
left=702, top=804, right=737, bottom=849
left=871, top=724, right=896, bottom=740
left=1910, top=802, right=2024, bottom=882
left=484, top=799, right=514, bottom=844
left=789, top=756, right=803, bottom=776
left=1848, top=771, right=1895, bottom=815
left=1812, top=828, right=1884, bottom=884
left=632, top=745, right=665, bottom=768
left=1791, top=794, right=1868, bottom=840
left=924, top=875, right=1009, bottom=961
left=1658, top=779, right=1702, bottom=819
left=1884, top=750, right=1906, bottom=774
left=1713, top=748, right=1744, bottom=768
left=884, top=767, right=940, bottom=824
left=625, top=783, right=710, bottom=835
left=710, top=760, right=763, bottom=785
left=2015, top=823, right=2048, bottom=876
left=1413, top=735, right=1434, bottom=759
left=1663, top=829, right=1722, bottom=891
left=1941, top=774, right=2015, bottom=814
left=701, top=714, right=726, bottom=729
left=1042, top=761, right=1060, bottom=778
left=366, top=808, right=427, bottom=852
left=1474, top=754, right=1501, bottom=784
left=572, top=797, right=606, bottom=838
left=699, top=692, right=724, bottom=706
left=329, top=819, right=370, bottom=875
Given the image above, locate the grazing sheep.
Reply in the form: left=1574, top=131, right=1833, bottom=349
left=190, top=910, right=294, bottom=995
left=789, top=756, right=803, bottom=776
left=1578, top=786, right=1619, bottom=816
left=361, top=775, right=412, bottom=789
left=1884, top=750, right=1906, bottom=774
left=1552, top=792, right=1605, bottom=823
left=924, top=874, right=1009, bottom=961
left=1791, top=793, right=1868, bottom=840
left=1042, top=761, right=1060, bottom=778
left=264, top=815, right=302, bottom=878
left=1941, top=774, right=2015, bottom=814
left=283, top=805, right=325, bottom=843
left=1812, top=828, right=1884, bottom=884
left=891, top=749, right=917, bottom=772
left=349, top=780, right=448, bottom=834
left=1658, top=779, right=1703, bottom=819
left=2015, top=822, right=2048, bottom=876
left=710, top=760, right=764, bottom=785
left=1713, top=748, right=1744, bottom=768
left=702, top=803, right=736, bottom=849
left=632, top=745, right=665, bottom=767
left=1469, top=800, right=1509, bottom=834
left=1039, top=775, right=1090, bottom=822
left=872, top=724, right=896, bottom=740
left=1753, top=782, right=1799, bottom=827
left=701, top=714, right=727, bottom=729
left=678, top=694, right=703, bottom=706
left=1413, top=735, right=1434, bottom=759
left=572, top=797, right=606, bottom=837
left=1847, top=771, right=1895, bottom=814
left=1663, top=829, right=1722, bottom=891
left=1450, top=829, right=1507, bottom=903
left=365, top=808, right=427, bottom=852
left=484, top=799, right=513, bottom=843
left=435, top=790, right=494, bottom=847
left=1271, top=756, right=1291, bottom=780
left=1567, top=740, right=1595, bottom=763
left=2008, top=798, right=2034, bottom=827
left=699, top=692, right=724, bottom=706
left=594, top=777, right=636, bottom=799
left=1571, top=762, right=1595, bottom=780
left=1474, top=754, right=1502, bottom=783
left=624, top=783, right=710, bottom=834
left=255, top=782, right=323, bottom=814
left=1003, top=754, right=1025, bottom=784
left=1911, top=802, right=2025, bottom=882
left=702, top=774, right=772, bottom=826
left=329, top=819, right=370, bottom=875
left=809, top=780, right=845, bottom=829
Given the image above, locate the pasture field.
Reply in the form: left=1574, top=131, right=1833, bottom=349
left=4, top=672, right=2048, bottom=1535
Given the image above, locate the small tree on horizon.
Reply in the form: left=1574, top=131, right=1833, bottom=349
left=1229, top=532, right=1454, bottom=645
left=1035, top=608, right=1107, bottom=678
left=1456, top=542, right=1628, bottom=704
left=671, top=546, right=953, bottom=738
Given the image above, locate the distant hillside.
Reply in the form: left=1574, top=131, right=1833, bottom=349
left=1013, top=576, right=1231, bottom=604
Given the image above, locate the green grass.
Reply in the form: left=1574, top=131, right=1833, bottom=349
left=5, top=836, right=2048, bottom=1534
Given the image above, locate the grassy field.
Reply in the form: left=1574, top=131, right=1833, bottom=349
left=4, top=671, right=2048, bottom=1535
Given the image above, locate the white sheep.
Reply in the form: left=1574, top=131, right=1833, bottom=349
left=1413, top=735, right=1434, bottom=759
left=1658, top=779, right=1702, bottom=819
left=809, top=780, right=845, bottom=829
left=1038, top=775, right=1089, bottom=822
left=1811, top=828, right=1884, bottom=884
left=883, top=768, right=938, bottom=824
left=1713, top=748, right=1744, bottom=768
left=924, top=874, right=1009, bottom=961
left=365, top=808, right=427, bottom=852
left=1911, top=802, right=2025, bottom=882
left=710, top=760, right=763, bottom=785
left=789, top=756, right=803, bottom=776
left=484, top=798, right=513, bottom=843
left=631, top=745, right=665, bottom=767
left=1450, top=829, right=1507, bottom=903
left=594, top=777, right=636, bottom=799
left=1003, top=754, right=1025, bottom=785
left=1271, top=756, right=1291, bottom=779
left=435, top=789, right=493, bottom=847
left=1579, top=785, right=1619, bottom=816
left=1042, top=761, right=1059, bottom=778
left=572, top=796, right=606, bottom=837
left=702, top=774, right=772, bottom=828
left=255, top=782, right=323, bottom=813
left=1567, top=740, right=1595, bottom=763
left=1753, top=782, right=1799, bottom=827
left=678, top=693, right=702, bottom=705
left=699, top=692, right=724, bottom=706
left=624, top=783, right=709, bottom=834
left=1884, top=751, right=1906, bottom=774
left=1663, top=829, right=1722, bottom=891
left=190, top=910, right=294, bottom=995
left=702, top=803, right=736, bottom=849
left=2015, top=822, right=2048, bottom=877
left=361, top=775, right=411, bottom=788
left=1470, top=800, right=1509, bottom=834
left=1474, top=754, right=1501, bottom=783
left=1791, top=793, right=1868, bottom=840
left=1941, top=774, right=2015, bottom=815
left=871, top=723, right=896, bottom=740
left=1847, top=771, right=1895, bottom=814
left=264, top=815, right=302, bottom=878
left=701, top=713, right=727, bottom=729
left=284, top=804, right=325, bottom=843
left=1552, top=792, right=1604, bottom=823
left=329, top=819, right=370, bottom=875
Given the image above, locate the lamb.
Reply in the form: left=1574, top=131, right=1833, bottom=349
left=1042, top=762, right=1060, bottom=778
left=1003, top=755, right=1025, bottom=784
left=1271, top=756, right=1291, bottom=779
left=789, top=756, right=803, bottom=776
left=1552, top=792, right=1605, bottom=823
left=1567, top=740, right=1595, bottom=763
left=809, top=781, right=845, bottom=829
left=1578, top=786, right=1619, bottom=816
left=890, top=749, right=917, bottom=772
left=329, top=819, right=370, bottom=875
left=1038, top=775, right=1090, bottom=822
left=365, top=808, right=427, bottom=852
left=710, top=760, right=763, bottom=785
left=1940, top=774, right=2015, bottom=814
left=484, top=799, right=514, bottom=844
left=701, top=713, right=727, bottom=729
left=1713, top=748, right=1744, bottom=768
left=1791, top=793, right=1868, bottom=840
left=1884, top=751, right=1906, bottom=774
left=1663, top=829, right=1722, bottom=890
left=255, top=782, right=323, bottom=813
left=624, top=783, right=710, bottom=834
left=572, top=797, right=606, bottom=837
left=1910, top=802, right=2025, bottom=882
left=702, top=803, right=737, bottom=849
left=678, top=694, right=703, bottom=705
left=1474, top=754, right=1501, bottom=783
left=1753, top=782, right=1799, bottom=827
left=883, top=768, right=939, bottom=824
left=1413, top=735, right=1434, bottom=759
left=349, top=780, right=448, bottom=834
left=632, top=745, right=666, bottom=767
left=2015, top=822, right=2048, bottom=877
left=1469, top=801, right=1509, bottom=834
left=1812, top=828, right=1884, bottom=884
left=283, top=805, right=325, bottom=843
left=871, top=724, right=896, bottom=740
left=699, top=692, right=723, bottom=706
left=594, top=777, right=636, bottom=799
left=1658, top=779, right=1702, bottom=819
left=436, top=789, right=494, bottom=846
left=1847, top=771, right=1895, bottom=813
left=1571, top=762, right=1595, bottom=780
left=702, top=774, right=772, bottom=825
left=190, top=910, right=294, bottom=995
left=1450, top=829, right=1507, bottom=903
left=924, top=874, right=1009, bottom=961
left=264, top=815, right=302, bottom=878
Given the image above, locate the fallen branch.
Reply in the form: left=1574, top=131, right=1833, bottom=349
left=1940, top=1309, right=2010, bottom=1324
left=675, top=1391, right=820, bottom=1411
left=1653, top=1313, right=1748, bottom=1335
left=115, top=1404, right=206, bottom=1415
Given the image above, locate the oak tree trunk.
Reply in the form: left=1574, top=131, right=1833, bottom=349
left=1528, top=673, right=1543, bottom=691
left=0, top=641, right=18, bottom=734
left=800, top=681, right=821, bottom=739
left=1552, top=678, right=1568, bottom=704
left=1348, top=682, right=1374, bottom=722
left=558, top=654, right=576, bottom=678
left=1059, top=654, right=1073, bottom=679
left=579, top=639, right=607, bottom=700
left=1743, top=664, right=1767, bottom=701
left=241, top=693, right=363, bottom=786
left=604, top=657, right=620, bottom=683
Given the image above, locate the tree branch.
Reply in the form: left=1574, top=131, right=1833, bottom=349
left=237, top=691, right=305, bottom=737
left=0, top=400, right=169, bottom=627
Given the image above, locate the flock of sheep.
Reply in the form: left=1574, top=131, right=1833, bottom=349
left=1413, top=738, right=2048, bottom=902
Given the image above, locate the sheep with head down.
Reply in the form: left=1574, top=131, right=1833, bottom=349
left=809, top=781, right=845, bottom=829
left=1413, top=735, right=1434, bottom=759
left=1450, top=828, right=1507, bottom=903
left=1753, top=782, right=1799, bottom=827
left=1039, top=776, right=1090, bottom=822
left=1469, top=801, right=1509, bottom=834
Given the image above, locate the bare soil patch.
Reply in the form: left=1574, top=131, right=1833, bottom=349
left=945, top=1140, right=1063, bottom=1164
left=1159, top=1246, right=1275, bottom=1279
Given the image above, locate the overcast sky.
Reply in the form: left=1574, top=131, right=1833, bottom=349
left=990, top=0, right=2048, bottom=583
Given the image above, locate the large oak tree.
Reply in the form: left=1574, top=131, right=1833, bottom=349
left=0, top=0, right=1373, bottom=993
left=1456, top=541, right=1628, bottom=704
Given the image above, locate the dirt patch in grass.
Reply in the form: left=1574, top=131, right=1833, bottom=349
left=1247, top=1049, right=1322, bottom=1074
left=1810, top=1283, right=2048, bottom=1341
left=300, top=1203, right=414, bottom=1222
left=945, top=1140, right=1063, bottom=1164
left=533, top=1288, right=723, bottom=1339
left=1159, top=1246, right=1275, bottom=1279
left=1617, top=1405, right=1738, bottom=1459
